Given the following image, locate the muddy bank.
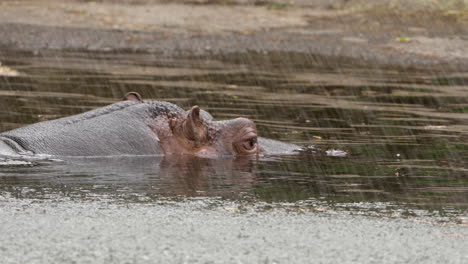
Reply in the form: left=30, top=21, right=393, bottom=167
left=1, top=0, right=468, bottom=69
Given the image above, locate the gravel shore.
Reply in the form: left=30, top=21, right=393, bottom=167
left=2, top=0, right=468, bottom=69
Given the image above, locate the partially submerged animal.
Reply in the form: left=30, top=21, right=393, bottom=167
left=0, top=92, right=298, bottom=157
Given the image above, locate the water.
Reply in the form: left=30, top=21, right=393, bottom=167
left=0, top=49, right=467, bottom=220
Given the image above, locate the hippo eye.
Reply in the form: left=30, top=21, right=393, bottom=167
left=243, top=136, right=258, bottom=151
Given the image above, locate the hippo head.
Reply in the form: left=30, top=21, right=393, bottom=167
left=124, top=92, right=259, bottom=157
left=162, top=106, right=259, bottom=157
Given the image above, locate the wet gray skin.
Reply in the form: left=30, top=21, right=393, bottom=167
left=0, top=96, right=298, bottom=157
left=0, top=100, right=178, bottom=156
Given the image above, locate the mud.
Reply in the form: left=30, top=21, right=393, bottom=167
left=2, top=0, right=468, bottom=69
left=0, top=197, right=467, bottom=264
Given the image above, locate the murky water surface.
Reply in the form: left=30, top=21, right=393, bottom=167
left=0, top=50, right=467, bottom=219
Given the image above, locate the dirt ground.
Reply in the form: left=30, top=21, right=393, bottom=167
left=2, top=0, right=468, bottom=69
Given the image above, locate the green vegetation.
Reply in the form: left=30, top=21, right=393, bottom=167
left=266, top=2, right=289, bottom=10
left=396, top=37, right=411, bottom=43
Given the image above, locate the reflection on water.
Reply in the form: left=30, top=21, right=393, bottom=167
left=0, top=156, right=257, bottom=199
left=0, top=49, right=467, bottom=217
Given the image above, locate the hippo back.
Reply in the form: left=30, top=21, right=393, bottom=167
left=0, top=101, right=183, bottom=156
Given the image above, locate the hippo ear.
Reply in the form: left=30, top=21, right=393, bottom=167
left=183, top=106, right=207, bottom=142
left=122, top=92, right=143, bottom=102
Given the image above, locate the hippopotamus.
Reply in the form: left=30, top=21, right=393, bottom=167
left=0, top=92, right=298, bottom=157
